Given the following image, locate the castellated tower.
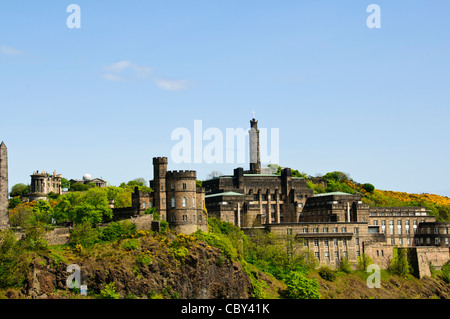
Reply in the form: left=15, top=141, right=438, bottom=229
left=0, top=142, right=9, bottom=229
left=165, top=170, right=208, bottom=234
left=151, top=157, right=168, bottom=221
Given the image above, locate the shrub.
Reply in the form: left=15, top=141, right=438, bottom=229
left=441, top=260, right=450, bottom=283
left=122, top=239, right=139, bottom=251
left=0, top=230, right=30, bottom=288
left=21, top=225, right=48, bottom=251
left=69, top=221, right=100, bottom=247
left=100, top=220, right=137, bottom=242
left=281, top=271, right=321, bottom=299
left=100, top=282, right=120, bottom=299
left=362, top=183, right=375, bottom=193
left=338, top=257, right=352, bottom=273
left=389, top=247, right=411, bottom=276
left=318, top=266, right=336, bottom=281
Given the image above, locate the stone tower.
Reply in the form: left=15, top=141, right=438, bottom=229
left=249, top=117, right=261, bottom=174
left=150, top=157, right=168, bottom=220
left=165, top=170, right=207, bottom=234
left=0, top=141, right=9, bottom=229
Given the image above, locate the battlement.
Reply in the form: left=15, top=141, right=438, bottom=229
left=153, top=157, right=168, bottom=164
left=166, top=170, right=197, bottom=179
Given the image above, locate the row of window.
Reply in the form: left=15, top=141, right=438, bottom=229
left=305, top=238, right=350, bottom=247
left=168, top=214, right=203, bottom=222
left=301, top=227, right=358, bottom=234
left=313, top=250, right=350, bottom=262
left=369, top=211, right=427, bottom=217
left=171, top=197, right=195, bottom=208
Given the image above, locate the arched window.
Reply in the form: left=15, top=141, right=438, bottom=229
left=182, top=197, right=187, bottom=207
left=171, top=197, right=175, bottom=208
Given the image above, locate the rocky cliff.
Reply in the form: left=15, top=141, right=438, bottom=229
left=11, top=235, right=253, bottom=299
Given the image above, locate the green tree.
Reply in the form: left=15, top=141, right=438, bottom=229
left=60, top=178, right=71, bottom=190
left=9, top=183, right=29, bottom=198
left=362, top=183, right=375, bottom=193
left=389, top=247, right=411, bottom=276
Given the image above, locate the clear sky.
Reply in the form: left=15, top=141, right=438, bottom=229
left=1, top=1, right=449, bottom=196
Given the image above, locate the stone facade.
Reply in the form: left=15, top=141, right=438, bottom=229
left=0, top=141, right=8, bottom=229
left=203, top=117, right=450, bottom=272
left=415, top=222, right=450, bottom=247
left=113, top=157, right=208, bottom=234
left=204, top=167, right=313, bottom=227
left=29, top=170, right=62, bottom=201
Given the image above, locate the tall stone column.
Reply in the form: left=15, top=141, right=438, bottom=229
left=0, top=141, right=9, bottom=229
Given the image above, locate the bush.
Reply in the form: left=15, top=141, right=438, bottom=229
left=122, top=239, right=139, bottom=251
left=281, top=271, right=321, bottom=299
left=100, top=282, right=120, bottom=299
left=441, top=260, right=450, bottom=283
left=362, top=183, right=375, bottom=193
left=389, top=247, right=411, bottom=276
left=318, top=266, right=336, bottom=282
left=69, top=221, right=100, bottom=247
left=0, top=230, right=30, bottom=288
left=100, top=221, right=137, bottom=242
left=338, top=257, right=352, bottom=273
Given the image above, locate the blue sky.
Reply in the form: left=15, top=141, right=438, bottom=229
left=0, top=1, right=449, bottom=196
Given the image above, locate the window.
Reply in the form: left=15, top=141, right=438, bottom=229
left=355, top=238, right=359, bottom=246
left=373, top=220, right=378, bottom=226
left=302, top=228, right=308, bottom=233
left=261, top=194, right=267, bottom=201
left=325, top=251, right=330, bottom=259
left=314, top=239, right=319, bottom=247
left=324, top=239, right=329, bottom=247
left=323, top=227, right=328, bottom=233
left=332, top=227, right=337, bottom=233
left=198, top=214, right=202, bottom=222
left=354, top=227, right=359, bottom=234
left=170, top=183, right=175, bottom=190
left=193, top=197, right=195, bottom=207
left=334, top=251, right=339, bottom=259
left=304, top=239, right=308, bottom=247
left=313, top=228, right=319, bottom=233
left=333, top=238, right=338, bottom=246
left=342, top=238, right=347, bottom=246
left=445, top=238, right=449, bottom=245
left=271, top=194, right=276, bottom=201
left=435, top=237, right=440, bottom=245
left=171, top=197, right=175, bottom=208
left=391, top=238, right=395, bottom=245
left=182, top=183, right=187, bottom=190
left=314, top=252, right=320, bottom=260
left=341, top=227, right=347, bottom=233
left=434, top=228, right=439, bottom=234
left=182, top=197, right=187, bottom=207
left=182, top=215, right=188, bottom=221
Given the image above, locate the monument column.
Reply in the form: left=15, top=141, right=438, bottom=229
left=0, top=141, right=9, bottom=229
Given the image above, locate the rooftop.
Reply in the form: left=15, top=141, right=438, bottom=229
left=313, top=191, right=355, bottom=197
left=205, top=191, right=245, bottom=198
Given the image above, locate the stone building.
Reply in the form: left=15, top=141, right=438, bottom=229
left=70, top=174, right=107, bottom=188
left=113, top=157, right=208, bottom=234
left=203, top=117, right=449, bottom=271
left=29, top=170, right=63, bottom=201
left=0, top=141, right=9, bottom=229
